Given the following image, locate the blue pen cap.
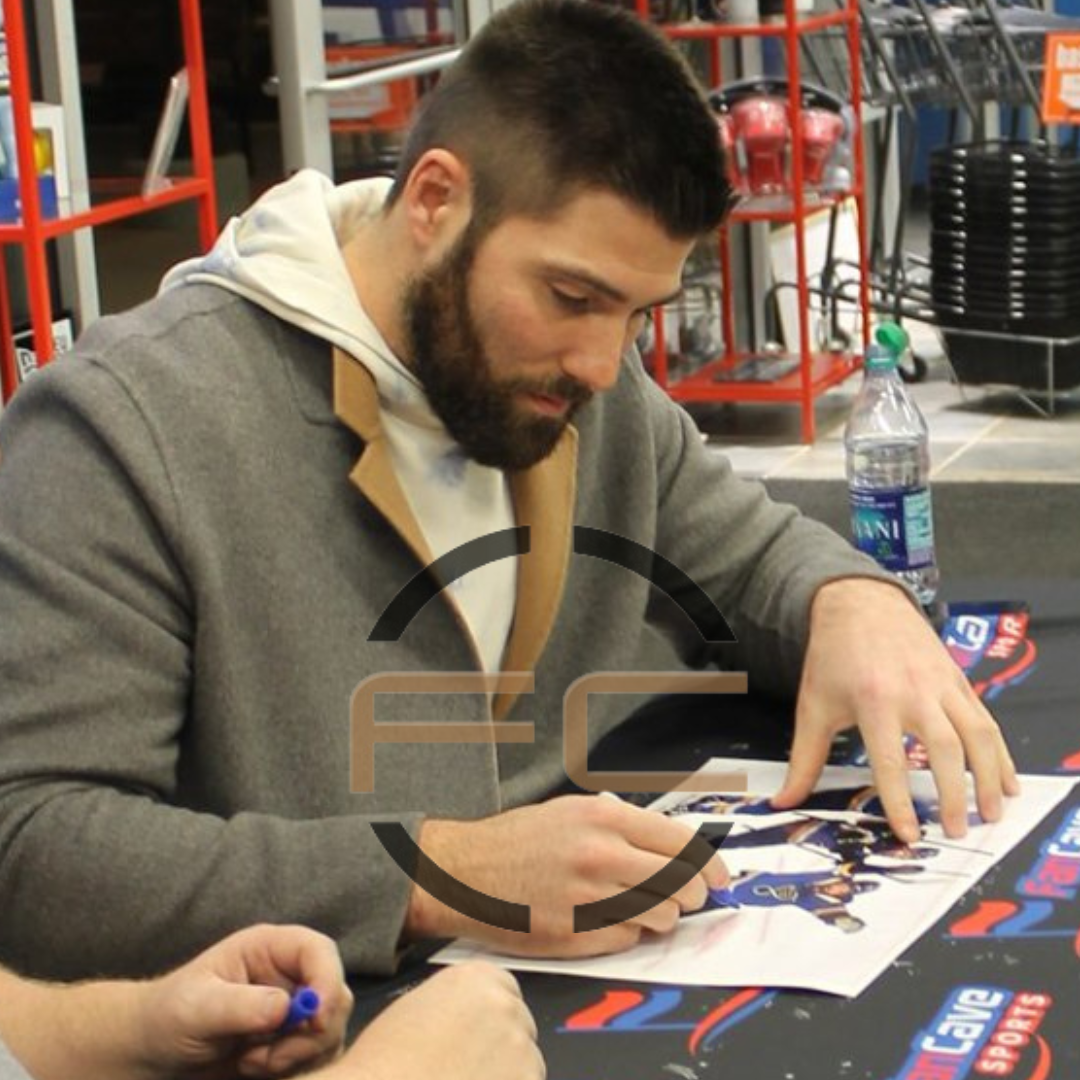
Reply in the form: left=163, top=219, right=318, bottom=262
left=281, top=987, right=321, bottom=1030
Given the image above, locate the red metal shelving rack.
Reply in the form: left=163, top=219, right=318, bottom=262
left=0, top=0, right=218, bottom=403
left=642, top=0, right=872, bottom=443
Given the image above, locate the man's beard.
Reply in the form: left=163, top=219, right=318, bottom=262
left=404, top=226, right=592, bottom=471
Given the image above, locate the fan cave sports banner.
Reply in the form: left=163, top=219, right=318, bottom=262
left=946, top=801, right=1080, bottom=954
left=935, top=599, right=1080, bottom=776
left=540, top=978, right=1067, bottom=1079
left=849, top=599, right=1079, bottom=773
left=558, top=986, right=776, bottom=1053
left=888, top=986, right=1056, bottom=1080
left=941, top=602, right=1037, bottom=703
left=530, top=795, right=1080, bottom=1078
left=519, top=591, right=1080, bottom=1077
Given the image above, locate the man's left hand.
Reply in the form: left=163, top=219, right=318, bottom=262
left=138, top=924, right=353, bottom=1079
left=772, top=578, right=1020, bottom=841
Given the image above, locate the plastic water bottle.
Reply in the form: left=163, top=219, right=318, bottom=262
left=844, top=324, right=939, bottom=607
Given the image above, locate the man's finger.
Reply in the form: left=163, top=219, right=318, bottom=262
left=259, top=926, right=347, bottom=1009
left=945, top=689, right=1004, bottom=824
left=223, top=925, right=347, bottom=1030
left=557, top=922, right=642, bottom=958
left=243, top=1032, right=333, bottom=1079
left=665, top=869, right=708, bottom=913
left=626, top=846, right=727, bottom=912
left=189, top=979, right=292, bottom=1040
left=615, top=800, right=719, bottom=857
left=605, top=801, right=728, bottom=890
left=586, top=841, right=725, bottom=929
left=627, top=896, right=683, bottom=936
left=920, top=709, right=969, bottom=838
left=772, top=705, right=833, bottom=810
left=859, top=715, right=921, bottom=842
left=998, top=728, right=1021, bottom=797
left=959, top=680, right=1022, bottom=800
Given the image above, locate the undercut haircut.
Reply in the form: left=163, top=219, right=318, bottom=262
left=386, top=0, right=732, bottom=239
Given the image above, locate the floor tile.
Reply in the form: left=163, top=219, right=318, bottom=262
left=707, top=443, right=806, bottom=479
left=924, top=407, right=1002, bottom=444
left=934, top=440, right=1080, bottom=483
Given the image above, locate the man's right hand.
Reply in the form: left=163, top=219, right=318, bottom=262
left=403, top=794, right=729, bottom=957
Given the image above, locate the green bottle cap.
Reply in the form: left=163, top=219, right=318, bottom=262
left=874, top=322, right=910, bottom=358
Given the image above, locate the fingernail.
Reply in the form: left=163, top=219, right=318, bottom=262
left=262, top=989, right=285, bottom=1023
left=709, top=887, right=741, bottom=909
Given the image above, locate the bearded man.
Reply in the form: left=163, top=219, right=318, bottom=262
left=0, top=0, right=1015, bottom=982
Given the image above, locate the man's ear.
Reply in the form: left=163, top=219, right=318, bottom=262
left=399, top=149, right=472, bottom=251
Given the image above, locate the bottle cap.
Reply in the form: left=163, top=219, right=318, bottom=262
left=874, top=322, right=910, bottom=358
left=862, top=342, right=896, bottom=372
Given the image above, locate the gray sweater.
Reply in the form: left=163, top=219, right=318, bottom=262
left=0, top=283, right=884, bottom=980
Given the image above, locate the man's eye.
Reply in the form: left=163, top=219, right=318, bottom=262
left=552, top=288, right=590, bottom=313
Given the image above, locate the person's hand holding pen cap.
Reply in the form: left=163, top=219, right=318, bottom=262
left=138, top=924, right=352, bottom=1078
left=0, top=929, right=551, bottom=1080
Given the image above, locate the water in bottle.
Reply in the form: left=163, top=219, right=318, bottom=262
left=844, top=324, right=939, bottom=607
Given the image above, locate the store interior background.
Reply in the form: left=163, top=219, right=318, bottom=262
left=45, top=0, right=1080, bottom=578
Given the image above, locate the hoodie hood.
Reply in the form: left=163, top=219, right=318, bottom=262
left=162, top=169, right=517, bottom=675
left=160, top=169, right=431, bottom=419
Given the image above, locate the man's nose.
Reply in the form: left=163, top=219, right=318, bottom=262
left=560, top=320, right=631, bottom=393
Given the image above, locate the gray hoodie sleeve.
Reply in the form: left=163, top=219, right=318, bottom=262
left=625, top=356, right=901, bottom=693
left=0, top=345, right=421, bottom=982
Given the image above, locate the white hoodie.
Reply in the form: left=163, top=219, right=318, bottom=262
left=161, top=169, right=516, bottom=674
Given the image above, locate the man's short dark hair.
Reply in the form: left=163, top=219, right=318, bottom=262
left=387, top=0, right=731, bottom=238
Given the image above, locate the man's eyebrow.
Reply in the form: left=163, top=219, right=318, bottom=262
left=545, top=266, right=683, bottom=310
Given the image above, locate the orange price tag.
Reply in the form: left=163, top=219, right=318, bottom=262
left=1042, top=33, right=1080, bottom=123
